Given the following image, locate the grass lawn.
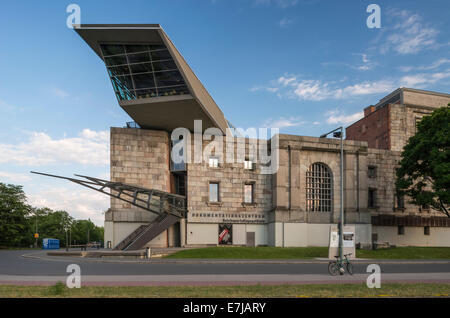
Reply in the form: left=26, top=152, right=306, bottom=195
left=357, top=247, right=450, bottom=259
left=166, top=246, right=329, bottom=259
left=0, top=283, right=448, bottom=298
left=165, top=246, right=450, bottom=260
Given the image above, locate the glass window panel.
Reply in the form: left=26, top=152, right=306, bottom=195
left=209, top=183, right=219, bottom=202
left=244, top=184, right=253, bottom=203
left=209, top=157, right=219, bottom=168
left=150, top=49, right=172, bottom=61
left=154, top=70, right=185, bottom=87
left=135, top=88, right=158, bottom=99
left=112, top=75, right=133, bottom=91
left=111, top=76, right=134, bottom=101
left=306, top=163, right=332, bottom=212
left=130, top=62, right=153, bottom=74
left=127, top=52, right=151, bottom=64
left=101, top=44, right=125, bottom=56
left=149, top=44, right=166, bottom=51
left=132, top=73, right=155, bottom=89
left=108, top=65, right=130, bottom=76
left=152, top=59, right=178, bottom=72
left=157, top=85, right=189, bottom=97
left=125, top=44, right=149, bottom=53
left=244, top=160, right=253, bottom=170
left=105, top=55, right=127, bottom=66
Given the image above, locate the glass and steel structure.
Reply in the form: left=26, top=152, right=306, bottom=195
left=306, top=163, right=333, bottom=212
left=100, top=43, right=190, bottom=101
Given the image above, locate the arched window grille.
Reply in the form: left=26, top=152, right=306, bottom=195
left=306, top=163, right=332, bottom=212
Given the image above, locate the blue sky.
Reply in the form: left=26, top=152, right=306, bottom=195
left=0, top=0, right=449, bottom=225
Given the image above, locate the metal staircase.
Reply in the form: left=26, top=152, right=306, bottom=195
left=117, top=213, right=179, bottom=250
left=30, top=171, right=187, bottom=250
left=113, top=225, right=148, bottom=251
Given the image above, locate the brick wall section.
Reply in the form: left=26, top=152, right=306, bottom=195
left=346, top=104, right=390, bottom=150
left=108, top=127, right=170, bottom=222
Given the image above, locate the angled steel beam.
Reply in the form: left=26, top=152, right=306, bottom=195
left=30, top=171, right=186, bottom=218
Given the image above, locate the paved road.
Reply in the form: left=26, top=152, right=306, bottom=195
left=0, top=250, right=449, bottom=285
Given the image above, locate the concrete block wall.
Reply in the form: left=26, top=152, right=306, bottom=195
left=374, top=226, right=450, bottom=247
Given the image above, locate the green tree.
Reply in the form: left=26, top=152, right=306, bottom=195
left=0, top=183, right=32, bottom=247
left=71, top=219, right=103, bottom=245
left=396, top=105, right=450, bottom=217
left=33, top=209, right=74, bottom=246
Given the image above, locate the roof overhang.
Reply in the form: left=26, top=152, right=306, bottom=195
left=74, top=24, right=229, bottom=133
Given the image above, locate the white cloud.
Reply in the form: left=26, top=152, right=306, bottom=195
left=399, top=58, right=450, bottom=72
left=293, top=80, right=333, bottom=101
left=381, top=9, right=439, bottom=55
left=353, top=53, right=376, bottom=71
left=28, top=187, right=108, bottom=225
left=262, top=116, right=305, bottom=129
left=279, top=17, right=294, bottom=28
left=338, top=81, right=394, bottom=97
left=0, top=171, right=32, bottom=183
left=0, top=129, right=109, bottom=166
left=0, top=100, right=24, bottom=113
left=400, top=69, right=450, bottom=87
left=252, top=75, right=395, bottom=101
left=51, top=88, right=69, bottom=99
left=326, top=110, right=364, bottom=126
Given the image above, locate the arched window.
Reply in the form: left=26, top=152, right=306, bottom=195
left=306, top=163, right=332, bottom=212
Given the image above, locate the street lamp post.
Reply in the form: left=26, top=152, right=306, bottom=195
left=320, top=126, right=344, bottom=263
left=34, top=212, right=38, bottom=248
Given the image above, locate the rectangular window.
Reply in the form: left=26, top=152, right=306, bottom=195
left=368, top=188, right=377, bottom=208
left=424, top=226, right=430, bottom=236
left=244, top=183, right=254, bottom=204
left=244, top=160, right=254, bottom=170
left=209, top=157, right=219, bottom=168
left=396, top=194, right=405, bottom=209
left=368, top=166, right=377, bottom=178
left=398, top=225, right=405, bottom=235
left=209, top=182, right=219, bottom=202
left=415, top=117, right=422, bottom=133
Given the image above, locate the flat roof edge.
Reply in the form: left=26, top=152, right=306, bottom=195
left=74, top=24, right=161, bottom=29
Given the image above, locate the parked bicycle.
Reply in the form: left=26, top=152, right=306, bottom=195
left=328, top=253, right=353, bottom=275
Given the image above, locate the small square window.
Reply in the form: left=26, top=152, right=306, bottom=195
left=244, top=160, right=254, bottom=170
left=398, top=225, right=405, bottom=235
left=209, top=182, right=219, bottom=202
left=209, top=157, right=219, bottom=168
left=368, top=166, right=377, bottom=178
left=424, top=226, right=430, bottom=236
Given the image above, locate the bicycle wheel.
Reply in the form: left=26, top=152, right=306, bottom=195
left=328, top=262, right=339, bottom=276
left=346, top=262, right=354, bottom=275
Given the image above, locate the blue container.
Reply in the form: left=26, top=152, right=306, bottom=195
left=42, top=238, right=60, bottom=250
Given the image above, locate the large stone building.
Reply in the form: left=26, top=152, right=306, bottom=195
left=75, top=24, right=450, bottom=249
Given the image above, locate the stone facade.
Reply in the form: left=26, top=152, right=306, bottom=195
left=105, top=88, right=450, bottom=249
left=105, top=128, right=173, bottom=248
